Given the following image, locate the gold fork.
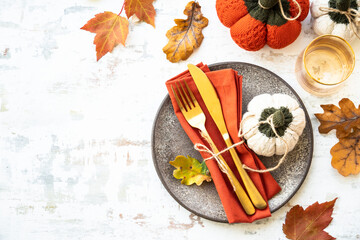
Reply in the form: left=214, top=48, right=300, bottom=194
left=171, top=80, right=256, bottom=216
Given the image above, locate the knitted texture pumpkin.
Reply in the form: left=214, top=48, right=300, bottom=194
left=216, top=0, right=310, bottom=50
left=311, top=0, right=360, bottom=41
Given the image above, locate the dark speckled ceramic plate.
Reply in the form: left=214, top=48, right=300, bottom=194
left=152, top=62, right=313, bottom=223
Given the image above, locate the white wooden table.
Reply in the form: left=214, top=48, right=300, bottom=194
left=1, top=0, right=360, bottom=239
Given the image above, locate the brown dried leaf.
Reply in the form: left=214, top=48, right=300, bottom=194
left=315, top=98, right=360, bottom=138
left=162, top=1, right=208, bottom=63
left=331, top=128, right=360, bottom=176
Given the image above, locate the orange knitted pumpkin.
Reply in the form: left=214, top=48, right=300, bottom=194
left=216, top=0, right=310, bottom=51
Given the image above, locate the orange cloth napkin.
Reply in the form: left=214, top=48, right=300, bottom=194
left=165, top=63, right=281, bottom=223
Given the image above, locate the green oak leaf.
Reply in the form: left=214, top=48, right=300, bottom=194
left=169, top=155, right=212, bottom=186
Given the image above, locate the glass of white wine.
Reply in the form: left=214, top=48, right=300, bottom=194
left=295, top=35, right=355, bottom=96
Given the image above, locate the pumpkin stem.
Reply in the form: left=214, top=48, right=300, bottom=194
left=336, top=0, right=351, bottom=11
left=259, top=0, right=279, bottom=9
left=272, top=110, right=285, bottom=128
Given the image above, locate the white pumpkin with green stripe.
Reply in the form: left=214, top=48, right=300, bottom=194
left=311, top=0, right=360, bottom=41
left=242, top=94, right=306, bottom=157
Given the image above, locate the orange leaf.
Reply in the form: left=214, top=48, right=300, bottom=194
left=125, top=0, right=156, bottom=27
left=331, top=128, right=360, bottom=176
left=81, top=11, right=129, bottom=61
left=315, top=98, right=360, bottom=138
left=162, top=1, right=208, bottom=63
left=283, top=199, right=337, bottom=240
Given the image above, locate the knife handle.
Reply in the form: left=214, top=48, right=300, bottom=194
left=224, top=138, right=268, bottom=210
left=200, top=129, right=255, bottom=215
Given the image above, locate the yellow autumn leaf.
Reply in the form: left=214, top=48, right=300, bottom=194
left=163, top=1, right=208, bottom=63
left=170, top=155, right=211, bottom=186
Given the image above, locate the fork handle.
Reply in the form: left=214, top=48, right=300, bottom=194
left=200, top=128, right=255, bottom=215
left=224, top=138, right=268, bottom=210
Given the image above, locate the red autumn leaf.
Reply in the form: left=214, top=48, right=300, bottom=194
left=81, top=11, right=129, bottom=61
left=125, top=0, right=156, bottom=27
left=283, top=198, right=337, bottom=240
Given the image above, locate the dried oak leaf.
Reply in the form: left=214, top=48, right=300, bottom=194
left=170, top=155, right=211, bottom=186
left=124, top=0, right=156, bottom=27
left=283, top=198, right=337, bottom=240
left=162, top=1, right=208, bottom=63
left=81, top=12, right=129, bottom=61
left=331, top=128, right=360, bottom=176
left=315, top=98, right=360, bottom=138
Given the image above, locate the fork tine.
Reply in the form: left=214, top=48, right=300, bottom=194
left=171, top=85, right=186, bottom=112
left=183, top=80, right=199, bottom=107
left=179, top=81, right=194, bottom=108
left=175, top=82, right=190, bottom=111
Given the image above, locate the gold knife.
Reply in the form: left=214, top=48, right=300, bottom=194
left=198, top=133, right=255, bottom=216
left=188, top=64, right=267, bottom=210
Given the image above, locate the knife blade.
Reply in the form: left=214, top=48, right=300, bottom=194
left=187, top=63, right=267, bottom=210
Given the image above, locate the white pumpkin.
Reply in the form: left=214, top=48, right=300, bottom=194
left=241, top=94, right=306, bottom=157
left=311, top=0, right=360, bottom=42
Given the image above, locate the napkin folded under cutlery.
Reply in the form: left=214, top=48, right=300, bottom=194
left=165, top=63, right=281, bottom=223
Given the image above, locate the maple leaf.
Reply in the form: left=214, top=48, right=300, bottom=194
left=169, top=155, right=211, bottom=186
left=331, top=128, right=360, bottom=176
left=283, top=198, right=337, bottom=240
left=124, top=0, right=156, bottom=27
left=315, top=98, right=360, bottom=139
left=81, top=11, right=129, bottom=61
left=162, top=1, right=208, bottom=63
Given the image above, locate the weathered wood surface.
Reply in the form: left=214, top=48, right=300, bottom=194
left=0, top=0, right=360, bottom=239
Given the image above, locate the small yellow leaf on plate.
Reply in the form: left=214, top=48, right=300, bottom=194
left=170, top=155, right=211, bottom=186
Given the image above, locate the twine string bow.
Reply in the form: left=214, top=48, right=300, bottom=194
left=258, top=0, right=302, bottom=21
left=319, top=6, right=360, bottom=39
left=194, top=113, right=290, bottom=174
